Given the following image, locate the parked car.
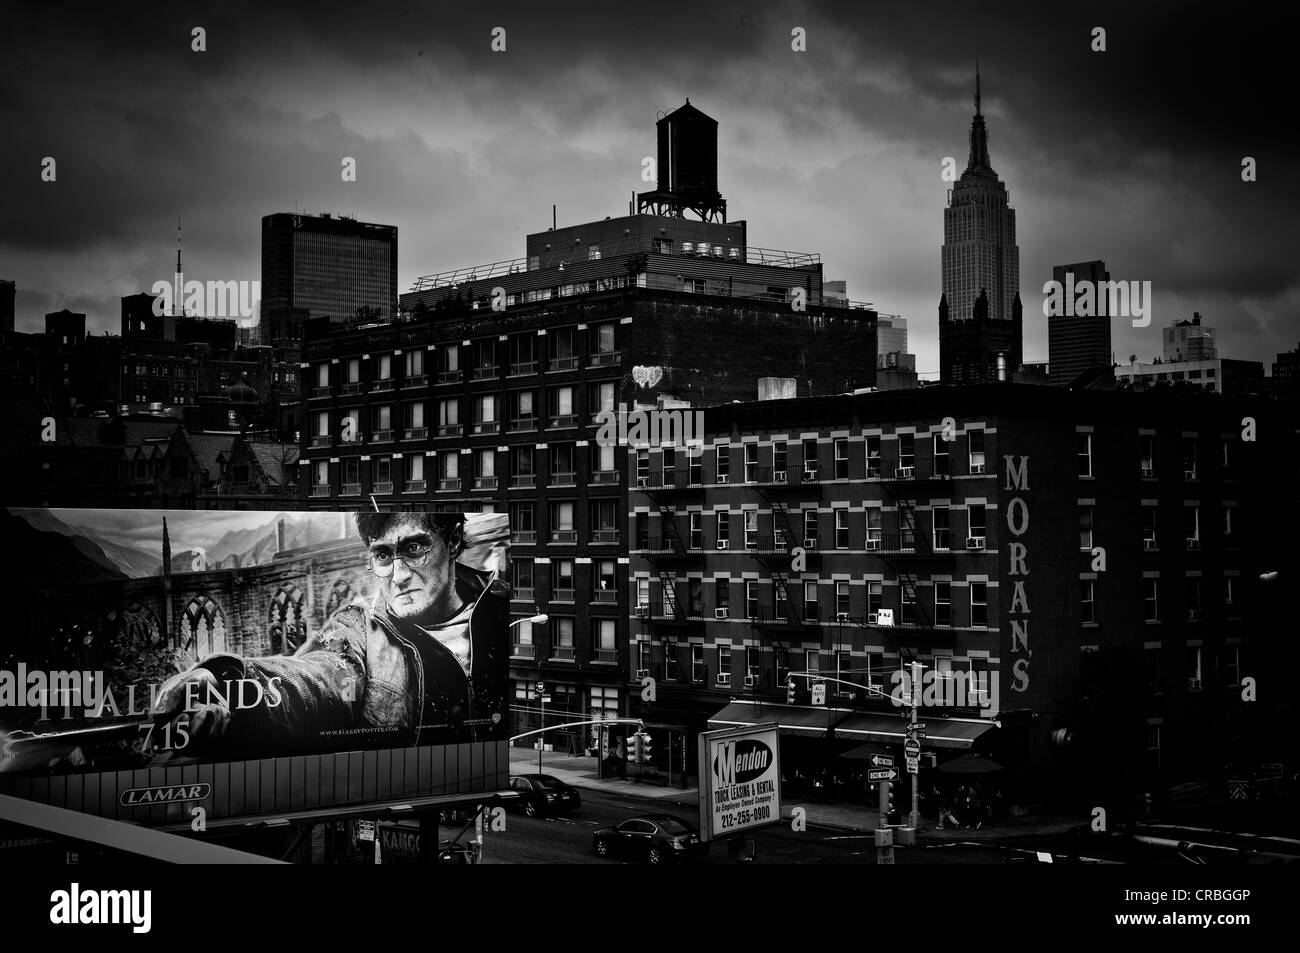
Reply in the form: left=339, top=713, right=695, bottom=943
left=508, top=774, right=581, bottom=817
left=592, top=814, right=709, bottom=863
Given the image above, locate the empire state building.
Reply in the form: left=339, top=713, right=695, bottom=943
left=939, top=66, right=1023, bottom=384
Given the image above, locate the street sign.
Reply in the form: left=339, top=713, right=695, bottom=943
left=356, top=819, right=376, bottom=843
left=907, top=723, right=926, bottom=732
left=535, top=681, right=545, bottom=692
left=869, top=754, right=895, bottom=767
left=903, top=738, right=921, bottom=757
left=905, top=756, right=919, bottom=774
left=1228, top=779, right=1250, bottom=801
left=541, top=695, right=552, bottom=703
left=811, top=683, right=826, bottom=706
left=868, top=768, right=898, bottom=782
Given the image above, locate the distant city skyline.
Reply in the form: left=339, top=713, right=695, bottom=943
left=2, top=2, right=1296, bottom=377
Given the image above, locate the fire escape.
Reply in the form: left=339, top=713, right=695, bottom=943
left=637, top=465, right=701, bottom=683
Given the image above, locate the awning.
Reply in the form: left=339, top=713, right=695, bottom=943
left=707, top=701, right=845, bottom=739
left=833, top=711, right=995, bottom=750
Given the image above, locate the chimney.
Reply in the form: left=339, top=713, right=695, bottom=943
left=277, top=518, right=286, bottom=554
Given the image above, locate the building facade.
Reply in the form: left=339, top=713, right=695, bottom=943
left=1048, top=260, right=1112, bottom=386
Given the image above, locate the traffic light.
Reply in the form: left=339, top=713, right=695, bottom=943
left=787, top=679, right=796, bottom=704
left=630, top=733, right=644, bottom=763
left=640, top=732, right=653, bottom=763
left=879, top=780, right=895, bottom=818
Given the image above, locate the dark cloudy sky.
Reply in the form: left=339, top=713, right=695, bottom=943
left=2, top=1, right=1296, bottom=377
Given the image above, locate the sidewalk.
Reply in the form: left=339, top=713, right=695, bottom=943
left=508, top=747, right=1081, bottom=842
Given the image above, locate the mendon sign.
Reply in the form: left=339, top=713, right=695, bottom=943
left=698, top=723, right=781, bottom=843
left=0, top=506, right=512, bottom=824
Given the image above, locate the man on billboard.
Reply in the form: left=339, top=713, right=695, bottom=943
left=152, top=511, right=509, bottom=751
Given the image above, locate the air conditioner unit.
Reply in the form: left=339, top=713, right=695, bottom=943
left=717, top=474, right=730, bottom=484
left=717, top=539, right=730, bottom=550
left=865, top=538, right=881, bottom=552
left=1141, top=465, right=1154, bottom=478
left=636, top=669, right=650, bottom=679
left=803, top=469, right=818, bottom=481
left=635, top=476, right=649, bottom=487
left=1184, top=469, right=1197, bottom=480
left=634, top=604, right=649, bottom=618
left=966, top=536, right=987, bottom=550
left=803, top=538, right=817, bottom=549
left=1187, top=609, right=1201, bottom=621
left=714, top=608, right=729, bottom=619
left=898, top=466, right=915, bottom=478
left=773, top=470, right=788, bottom=483
left=969, top=463, right=985, bottom=475
left=744, top=675, right=758, bottom=689
left=836, top=612, right=850, bottom=623
left=1185, top=537, right=1200, bottom=549
left=717, top=673, right=731, bottom=686
left=1143, top=538, right=1158, bottom=550
left=1187, top=677, right=1202, bottom=692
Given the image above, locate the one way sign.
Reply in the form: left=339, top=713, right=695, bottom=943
left=868, top=768, right=899, bottom=782
left=870, top=754, right=895, bottom=768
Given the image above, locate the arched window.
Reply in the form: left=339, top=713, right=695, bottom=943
left=325, top=577, right=357, bottom=618
left=268, top=584, right=307, bottom=655
left=182, top=596, right=227, bottom=660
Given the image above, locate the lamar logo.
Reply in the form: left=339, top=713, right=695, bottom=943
left=713, top=739, right=772, bottom=786
left=50, top=884, right=151, bottom=933
left=120, top=783, right=211, bottom=807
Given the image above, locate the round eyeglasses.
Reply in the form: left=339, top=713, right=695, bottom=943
left=368, top=540, right=434, bottom=578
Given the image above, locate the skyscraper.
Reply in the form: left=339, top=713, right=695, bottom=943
left=0, top=279, right=14, bottom=332
left=260, top=212, right=397, bottom=342
left=1048, top=260, right=1112, bottom=385
left=940, top=65, right=1022, bottom=384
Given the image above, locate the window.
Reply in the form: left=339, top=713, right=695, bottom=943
left=834, top=438, right=849, bottom=479
left=1140, top=436, right=1155, bottom=477
left=803, top=581, right=819, bottom=621
left=438, top=345, right=460, bottom=382
left=715, top=578, right=730, bottom=610
left=509, top=333, right=535, bottom=375
left=933, top=506, right=951, bottom=550
left=773, top=440, right=787, bottom=478
left=550, top=443, right=576, bottom=484
left=968, top=505, right=986, bottom=542
left=835, top=510, right=849, bottom=549
left=635, top=513, right=649, bottom=549
left=472, top=395, right=498, bottom=433
left=633, top=448, right=648, bottom=484
left=1145, top=649, right=1160, bottom=693
left=1223, top=506, right=1233, bottom=538
left=1079, top=505, right=1094, bottom=550
left=934, top=581, right=951, bottom=626
left=636, top=577, right=651, bottom=611
left=548, top=386, right=575, bottom=427
left=803, top=509, right=818, bottom=545
left=404, top=349, right=425, bottom=383
left=718, top=645, right=731, bottom=683
left=472, top=339, right=497, bottom=379
left=550, top=501, right=575, bottom=542
left=1225, top=576, right=1235, bottom=608
left=597, top=559, right=616, bottom=592
left=864, top=435, right=881, bottom=477
left=404, top=455, right=424, bottom=491
left=314, top=363, right=330, bottom=392
left=970, top=582, right=988, bottom=627
left=1182, top=437, right=1197, bottom=479
left=1144, top=578, right=1159, bottom=622
left=689, top=446, right=703, bottom=485
left=439, top=452, right=460, bottom=488
left=553, top=559, right=575, bottom=594
left=344, top=358, right=361, bottom=388
left=437, top=398, right=460, bottom=435
left=805, top=649, right=820, bottom=674
left=900, top=583, right=917, bottom=625
left=1221, top=439, right=1231, bottom=470
left=716, top=445, right=730, bottom=482
left=372, top=354, right=392, bottom=389
left=512, top=616, right=534, bottom=655
left=745, top=581, right=758, bottom=619
left=1186, top=578, right=1201, bottom=619
left=866, top=580, right=882, bottom=618
left=511, top=447, right=535, bottom=488
left=373, top=457, right=396, bottom=494
left=313, top=410, right=330, bottom=443
left=1222, top=645, right=1239, bottom=689
left=716, top=510, right=730, bottom=548
left=1142, top=505, right=1158, bottom=549
left=1080, top=580, right=1095, bottom=624
left=474, top=448, right=496, bottom=488
left=509, top=390, right=535, bottom=430
left=341, top=458, right=361, bottom=494
left=662, top=447, right=675, bottom=485
left=512, top=557, right=534, bottom=593
left=933, top=432, right=949, bottom=471
left=588, top=381, right=615, bottom=420
left=836, top=581, right=850, bottom=617
left=555, top=617, right=574, bottom=655
left=744, top=510, right=758, bottom=549
left=370, top=405, right=393, bottom=441
left=1076, top=433, right=1092, bottom=477
left=692, top=645, right=706, bottom=683
left=802, top=439, right=818, bottom=477
left=865, top=651, right=885, bottom=694
left=744, top=444, right=759, bottom=482
left=866, top=507, right=882, bottom=546
left=1187, top=646, right=1202, bottom=691
left=592, top=621, right=616, bottom=662
left=510, top=502, right=535, bottom=541
left=590, top=500, right=618, bottom=542
left=689, top=579, right=703, bottom=616
left=591, top=323, right=617, bottom=362
left=1185, top=506, right=1199, bottom=547
left=968, top=429, right=986, bottom=473
left=590, top=442, right=617, bottom=480
left=549, top=327, right=577, bottom=370
left=898, top=433, right=915, bottom=471
left=689, top=512, right=703, bottom=549
left=403, top=401, right=426, bottom=439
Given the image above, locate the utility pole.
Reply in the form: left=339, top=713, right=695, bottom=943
left=908, top=658, right=923, bottom=829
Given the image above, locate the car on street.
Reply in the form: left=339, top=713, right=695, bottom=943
left=592, top=814, right=709, bottom=863
left=507, top=774, right=582, bottom=817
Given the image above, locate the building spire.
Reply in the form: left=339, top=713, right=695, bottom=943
left=975, top=58, right=981, bottom=116
left=965, top=63, right=992, bottom=173
left=176, top=217, right=182, bottom=275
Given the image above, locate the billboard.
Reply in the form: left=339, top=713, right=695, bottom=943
left=697, top=723, right=781, bottom=842
left=0, top=507, right=511, bottom=823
